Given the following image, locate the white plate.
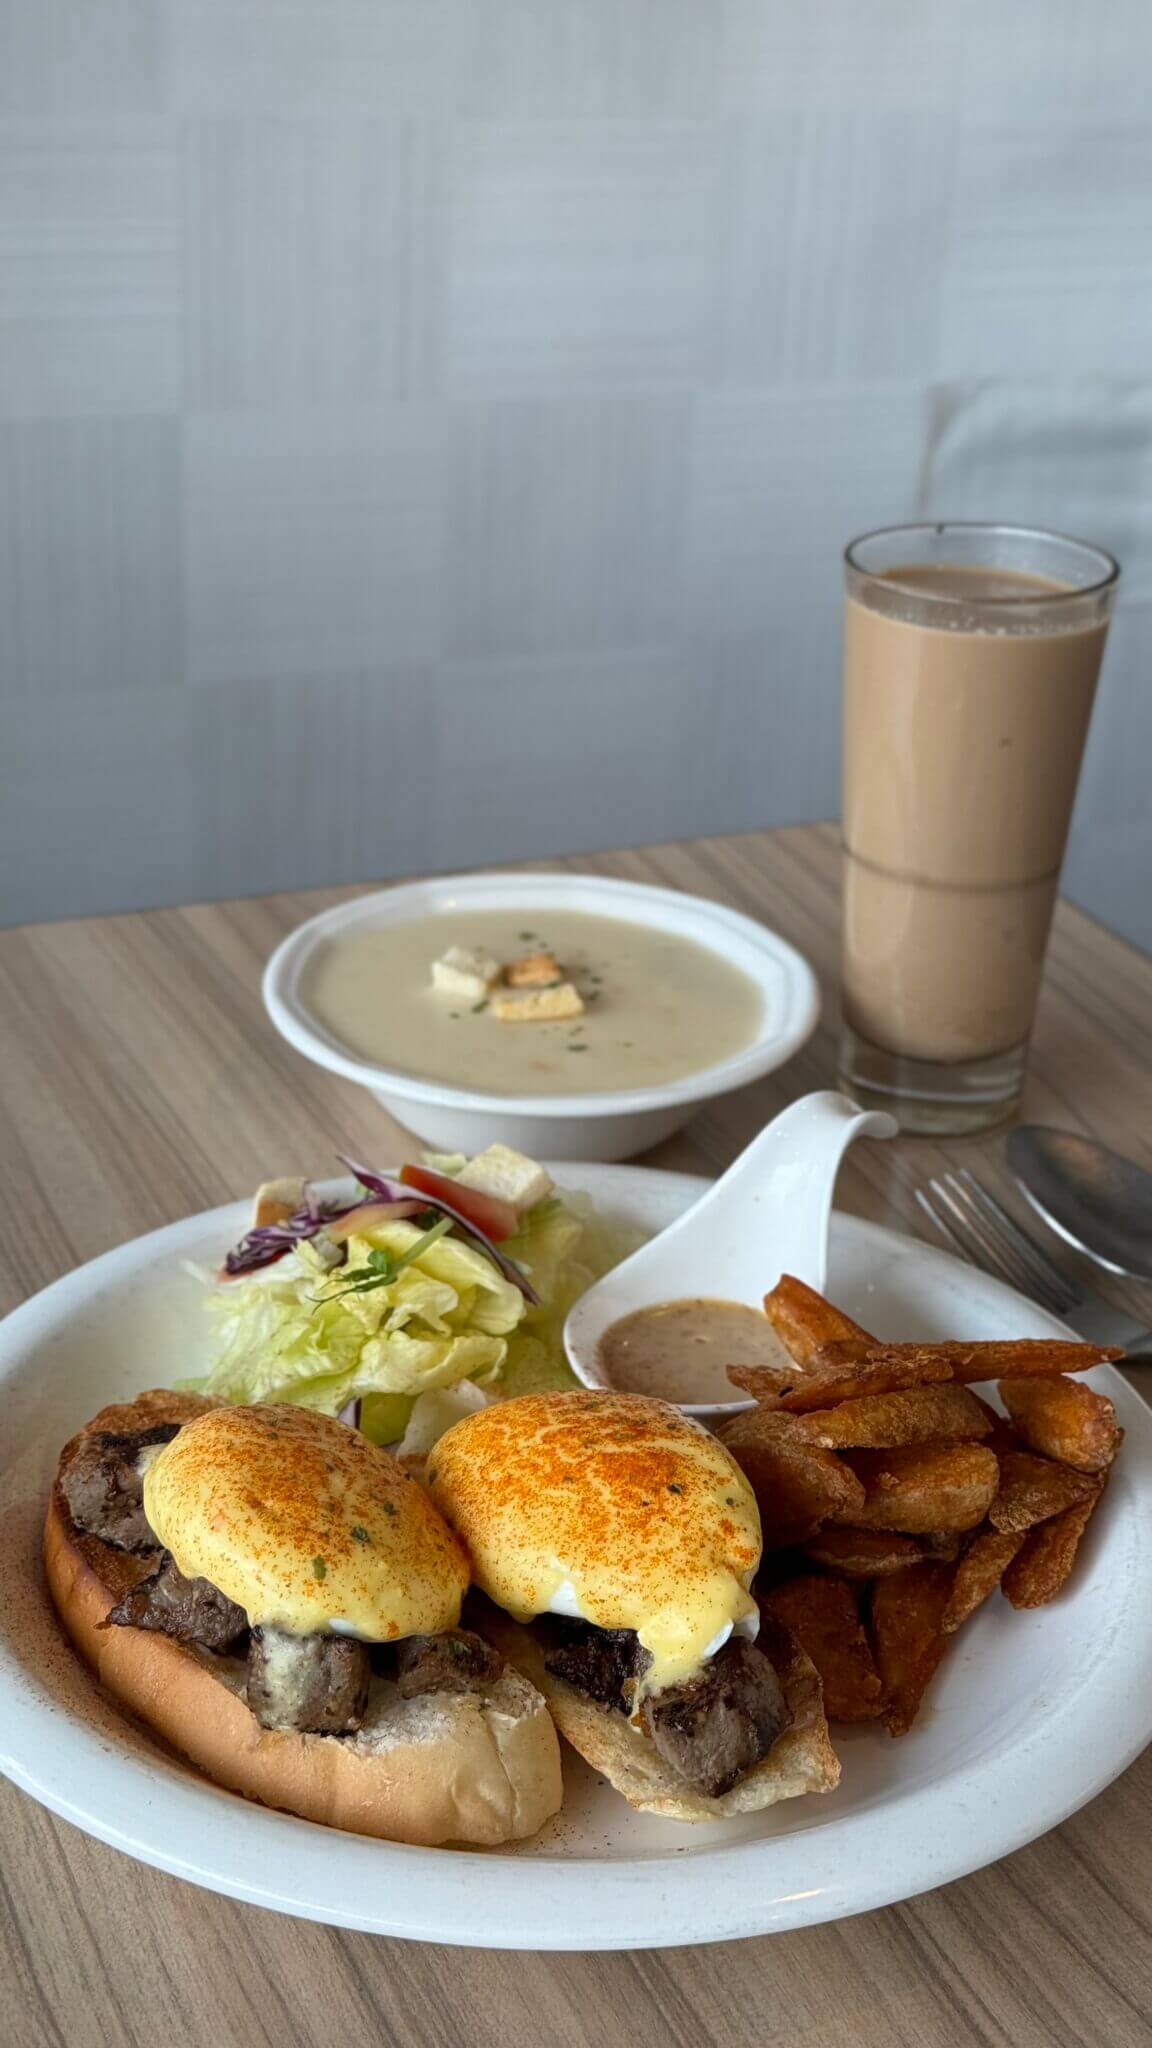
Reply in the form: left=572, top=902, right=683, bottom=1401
left=1, top=1166, right=1150, bottom=1950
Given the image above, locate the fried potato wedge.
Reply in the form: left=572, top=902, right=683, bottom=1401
left=968, top=1393, right=1018, bottom=1456
left=942, top=1526, right=1025, bottom=1632
left=988, top=1449, right=1099, bottom=1533
left=762, top=1275, right=875, bottom=1366
left=801, top=1526, right=928, bottom=1577
left=792, top=1383, right=991, bottom=1451
left=998, top=1374, right=1121, bottom=1474
left=718, top=1410, right=864, bottom=1550
left=730, top=1353, right=954, bottom=1414
left=760, top=1576, right=887, bottom=1722
left=869, top=1562, right=955, bottom=1736
left=836, top=1443, right=1000, bottom=1534
left=812, top=1338, right=1124, bottom=1385
left=1001, top=1475, right=1107, bottom=1608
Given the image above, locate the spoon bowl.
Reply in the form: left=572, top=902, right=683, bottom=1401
left=563, top=1091, right=895, bottom=1420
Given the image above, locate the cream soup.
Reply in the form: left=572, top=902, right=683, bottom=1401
left=301, top=909, right=764, bottom=1096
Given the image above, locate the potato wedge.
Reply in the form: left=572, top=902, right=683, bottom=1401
left=730, top=1353, right=954, bottom=1414
left=718, top=1409, right=864, bottom=1550
left=869, top=1562, right=955, bottom=1736
left=1001, top=1475, right=1107, bottom=1608
left=968, top=1393, right=1018, bottom=1456
left=800, top=1526, right=928, bottom=1577
left=760, top=1576, right=887, bottom=1722
left=988, top=1449, right=1099, bottom=1533
left=812, top=1338, right=1124, bottom=1385
left=942, top=1526, right=1025, bottom=1632
left=998, top=1374, right=1121, bottom=1474
left=792, top=1383, right=991, bottom=1451
left=835, top=1443, right=999, bottom=1534
left=762, top=1274, right=875, bottom=1366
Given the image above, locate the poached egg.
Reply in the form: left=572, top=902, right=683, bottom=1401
left=427, top=1390, right=762, bottom=1699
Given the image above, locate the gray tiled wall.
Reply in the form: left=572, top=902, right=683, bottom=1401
left=2, top=1, right=1150, bottom=950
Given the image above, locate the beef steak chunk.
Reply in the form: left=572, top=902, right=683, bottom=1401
left=544, top=1620, right=652, bottom=1713
left=641, top=1637, right=791, bottom=1798
left=105, top=1555, right=248, bottom=1651
left=60, top=1424, right=181, bottom=1551
left=395, top=1628, right=503, bottom=1699
left=247, top=1627, right=370, bottom=1734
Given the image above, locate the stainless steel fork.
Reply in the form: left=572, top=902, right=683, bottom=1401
left=914, top=1167, right=1150, bottom=1354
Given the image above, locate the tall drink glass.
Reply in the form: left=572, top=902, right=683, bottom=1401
left=840, top=523, right=1119, bottom=1134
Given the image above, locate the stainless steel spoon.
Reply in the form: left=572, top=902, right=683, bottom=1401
left=1007, top=1125, right=1152, bottom=1285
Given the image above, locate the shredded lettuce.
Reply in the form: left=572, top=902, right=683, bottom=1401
left=498, top=1193, right=645, bottom=1397
left=187, top=1174, right=642, bottom=1435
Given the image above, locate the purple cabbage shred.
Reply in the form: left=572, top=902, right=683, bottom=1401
left=337, top=1155, right=539, bottom=1305
left=221, top=1157, right=538, bottom=1304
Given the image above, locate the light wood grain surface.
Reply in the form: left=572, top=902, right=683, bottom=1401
left=2, top=823, right=1151, bottom=2048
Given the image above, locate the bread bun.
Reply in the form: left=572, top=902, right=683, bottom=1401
left=479, top=1601, right=839, bottom=1821
left=45, top=1392, right=562, bottom=1847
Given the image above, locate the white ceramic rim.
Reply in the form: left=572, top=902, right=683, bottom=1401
left=2, top=1167, right=1151, bottom=1948
left=261, top=872, right=821, bottom=1118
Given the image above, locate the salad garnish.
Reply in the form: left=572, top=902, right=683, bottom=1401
left=190, top=1144, right=643, bottom=1449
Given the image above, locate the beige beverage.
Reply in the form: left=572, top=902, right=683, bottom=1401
left=840, top=529, right=1118, bottom=1131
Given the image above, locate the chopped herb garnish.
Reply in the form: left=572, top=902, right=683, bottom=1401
left=313, top=1216, right=454, bottom=1305
left=567, top=1044, right=588, bottom=1053
left=351, top=1525, right=372, bottom=1544
left=471, top=998, right=488, bottom=1013
left=311, top=1556, right=328, bottom=1580
left=381, top=1499, right=397, bottom=1517
left=518, top=930, right=536, bottom=942
left=667, top=1483, right=683, bottom=1495
left=449, top=1011, right=460, bottom=1019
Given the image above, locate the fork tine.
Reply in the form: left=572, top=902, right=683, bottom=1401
left=913, top=1185, right=973, bottom=1264
left=939, top=1172, right=1073, bottom=1310
left=924, top=1175, right=1051, bottom=1301
left=953, top=1170, right=1084, bottom=1311
left=915, top=1175, right=1078, bottom=1315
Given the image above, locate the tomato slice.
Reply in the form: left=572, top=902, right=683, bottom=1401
left=398, top=1164, right=518, bottom=1242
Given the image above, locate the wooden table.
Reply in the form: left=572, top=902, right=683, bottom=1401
left=3, top=823, right=1151, bottom=2048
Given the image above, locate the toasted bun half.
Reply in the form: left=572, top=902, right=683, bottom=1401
left=44, top=1392, right=562, bottom=1847
left=478, top=1603, right=839, bottom=1822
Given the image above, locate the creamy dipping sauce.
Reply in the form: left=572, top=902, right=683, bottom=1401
left=302, top=909, right=765, bottom=1096
left=598, top=1297, right=789, bottom=1405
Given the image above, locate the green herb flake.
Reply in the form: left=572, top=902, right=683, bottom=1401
left=351, top=1525, right=372, bottom=1545
left=381, top=1499, right=397, bottom=1517
left=471, top=998, right=488, bottom=1013
left=311, top=1556, right=328, bottom=1580
left=567, top=1044, right=588, bottom=1053
left=667, top=1483, right=683, bottom=1495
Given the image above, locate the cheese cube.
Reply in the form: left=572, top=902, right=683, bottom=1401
left=491, top=982, right=585, bottom=1023
left=252, top=1177, right=306, bottom=1228
left=457, top=1144, right=554, bottom=1214
left=431, top=945, right=501, bottom=1003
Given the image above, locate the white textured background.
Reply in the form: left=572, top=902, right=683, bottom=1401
left=2, top=2, right=1150, bottom=945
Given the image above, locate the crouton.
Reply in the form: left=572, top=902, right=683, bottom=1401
left=504, top=950, right=563, bottom=988
left=491, top=982, right=585, bottom=1023
left=431, top=945, right=501, bottom=1003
